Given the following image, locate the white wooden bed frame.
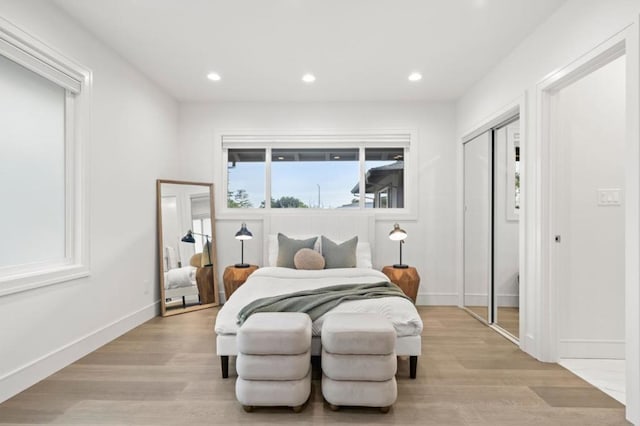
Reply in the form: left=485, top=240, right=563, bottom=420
left=216, top=213, right=422, bottom=379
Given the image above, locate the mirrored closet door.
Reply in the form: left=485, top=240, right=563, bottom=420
left=463, top=117, right=520, bottom=341
left=493, top=120, right=520, bottom=338
left=463, top=131, right=492, bottom=323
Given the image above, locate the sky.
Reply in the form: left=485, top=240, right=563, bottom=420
left=228, top=160, right=394, bottom=208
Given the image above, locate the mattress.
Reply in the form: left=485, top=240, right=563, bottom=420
left=214, top=267, right=423, bottom=338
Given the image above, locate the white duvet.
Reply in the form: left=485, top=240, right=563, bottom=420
left=214, top=267, right=423, bottom=337
left=164, top=266, right=197, bottom=289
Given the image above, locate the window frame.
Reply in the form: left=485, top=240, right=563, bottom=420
left=217, top=130, right=417, bottom=218
left=0, top=17, right=92, bottom=296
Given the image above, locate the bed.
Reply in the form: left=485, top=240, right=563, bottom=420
left=214, top=215, right=423, bottom=379
left=164, top=265, right=199, bottom=306
left=215, top=266, right=423, bottom=378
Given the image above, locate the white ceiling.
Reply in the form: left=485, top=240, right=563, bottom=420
left=54, top=0, right=566, bottom=102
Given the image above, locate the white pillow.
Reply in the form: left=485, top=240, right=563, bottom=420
left=356, top=242, right=373, bottom=269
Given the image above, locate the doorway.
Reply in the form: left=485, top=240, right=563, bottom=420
left=550, top=53, right=626, bottom=403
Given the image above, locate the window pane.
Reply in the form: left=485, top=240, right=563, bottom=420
left=227, top=149, right=265, bottom=208
left=363, top=148, right=405, bottom=208
left=272, top=148, right=359, bottom=209
left=0, top=55, right=66, bottom=267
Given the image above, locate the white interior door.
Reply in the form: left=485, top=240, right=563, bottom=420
left=464, top=131, right=492, bottom=322
left=552, top=54, right=626, bottom=359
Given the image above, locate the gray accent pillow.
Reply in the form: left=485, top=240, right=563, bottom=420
left=277, top=233, right=318, bottom=268
left=321, top=236, right=358, bottom=269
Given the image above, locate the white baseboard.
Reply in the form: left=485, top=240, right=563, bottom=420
left=559, top=339, right=625, bottom=359
left=0, top=301, right=159, bottom=403
left=496, top=294, right=519, bottom=307
left=463, top=293, right=489, bottom=306
left=461, top=293, right=519, bottom=307
left=416, top=292, right=458, bottom=306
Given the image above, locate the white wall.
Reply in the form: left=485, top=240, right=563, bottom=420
left=455, top=0, right=640, bottom=422
left=0, top=0, right=179, bottom=402
left=177, top=101, right=458, bottom=305
left=556, top=55, right=626, bottom=359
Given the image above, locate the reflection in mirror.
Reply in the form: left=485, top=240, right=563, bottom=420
left=157, top=180, right=218, bottom=316
left=494, top=120, right=520, bottom=338
left=463, top=131, right=491, bottom=323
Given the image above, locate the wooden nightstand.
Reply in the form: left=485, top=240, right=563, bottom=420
left=381, top=266, right=420, bottom=303
left=223, top=265, right=259, bottom=300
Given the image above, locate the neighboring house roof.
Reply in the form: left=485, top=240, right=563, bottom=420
left=351, top=161, right=404, bottom=194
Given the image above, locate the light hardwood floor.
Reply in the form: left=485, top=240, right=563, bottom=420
left=0, top=307, right=629, bottom=425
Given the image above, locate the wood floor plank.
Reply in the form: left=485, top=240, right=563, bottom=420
left=0, top=306, right=629, bottom=425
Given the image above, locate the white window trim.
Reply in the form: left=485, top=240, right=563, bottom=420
left=0, top=17, right=91, bottom=296
left=215, top=129, right=417, bottom=219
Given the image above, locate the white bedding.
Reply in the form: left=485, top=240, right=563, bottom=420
left=214, top=267, right=423, bottom=337
left=164, top=266, right=197, bottom=289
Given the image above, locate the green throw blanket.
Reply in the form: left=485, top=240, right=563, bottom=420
left=236, top=281, right=410, bottom=325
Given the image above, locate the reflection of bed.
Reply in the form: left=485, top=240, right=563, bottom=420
left=215, top=266, right=423, bottom=378
left=164, top=266, right=199, bottom=304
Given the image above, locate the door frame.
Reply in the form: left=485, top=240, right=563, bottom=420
left=534, top=27, right=638, bottom=422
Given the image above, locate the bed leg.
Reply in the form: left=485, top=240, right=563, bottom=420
left=409, top=356, right=417, bottom=379
left=221, top=356, right=229, bottom=378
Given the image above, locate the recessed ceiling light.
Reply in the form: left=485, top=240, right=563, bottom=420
left=277, top=156, right=285, bottom=160
left=302, top=73, right=316, bottom=83
left=333, top=155, right=341, bottom=160
left=408, top=72, right=422, bottom=82
left=207, top=72, right=221, bottom=81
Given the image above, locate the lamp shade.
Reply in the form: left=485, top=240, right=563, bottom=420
left=181, top=230, right=196, bottom=243
left=235, top=223, right=253, bottom=240
left=389, top=223, right=407, bottom=241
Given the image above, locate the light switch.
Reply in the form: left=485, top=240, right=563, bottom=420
left=597, top=189, right=622, bottom=206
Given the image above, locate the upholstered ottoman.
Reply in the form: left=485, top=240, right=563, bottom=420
left=321, top=313, right=397, bottom=413
left=235, top=312, right=312, bottom=412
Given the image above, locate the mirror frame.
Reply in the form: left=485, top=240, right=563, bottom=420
left=156, top=179, right=219, bottom=316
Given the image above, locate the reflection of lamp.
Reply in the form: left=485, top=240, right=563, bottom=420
left=181, top=230, right=213, bottom=266
left=234, top=223, right=253, bottom=268
left=389, top=223, right=408, bottom=269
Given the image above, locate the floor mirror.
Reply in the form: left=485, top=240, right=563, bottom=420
left=157, top=179, right=219, bottom=316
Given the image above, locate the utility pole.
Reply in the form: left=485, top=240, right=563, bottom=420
left=317, top=184, right=321, bottom=208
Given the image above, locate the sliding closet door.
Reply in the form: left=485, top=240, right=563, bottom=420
left=493, top=120, right=520, bottom=338
left=463, top=132, right=492, bottom=322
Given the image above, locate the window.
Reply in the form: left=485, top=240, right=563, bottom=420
left=272, top=148, right=359, bottom=208
left=227, top=149, right=265, bottom=208
left=0, top=20, right=91, bottom=296
left=363, top=148, right=405, bottom=208
left=223, top=134, right=411, bottom=211
left=0, top=55, right=66, bottom=267
left=191, top=195, right=212, bottom=248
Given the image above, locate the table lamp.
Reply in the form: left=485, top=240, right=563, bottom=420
left=234, top=223, right=253, bottom=268
left=389, top=223, right=408, bottom=269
